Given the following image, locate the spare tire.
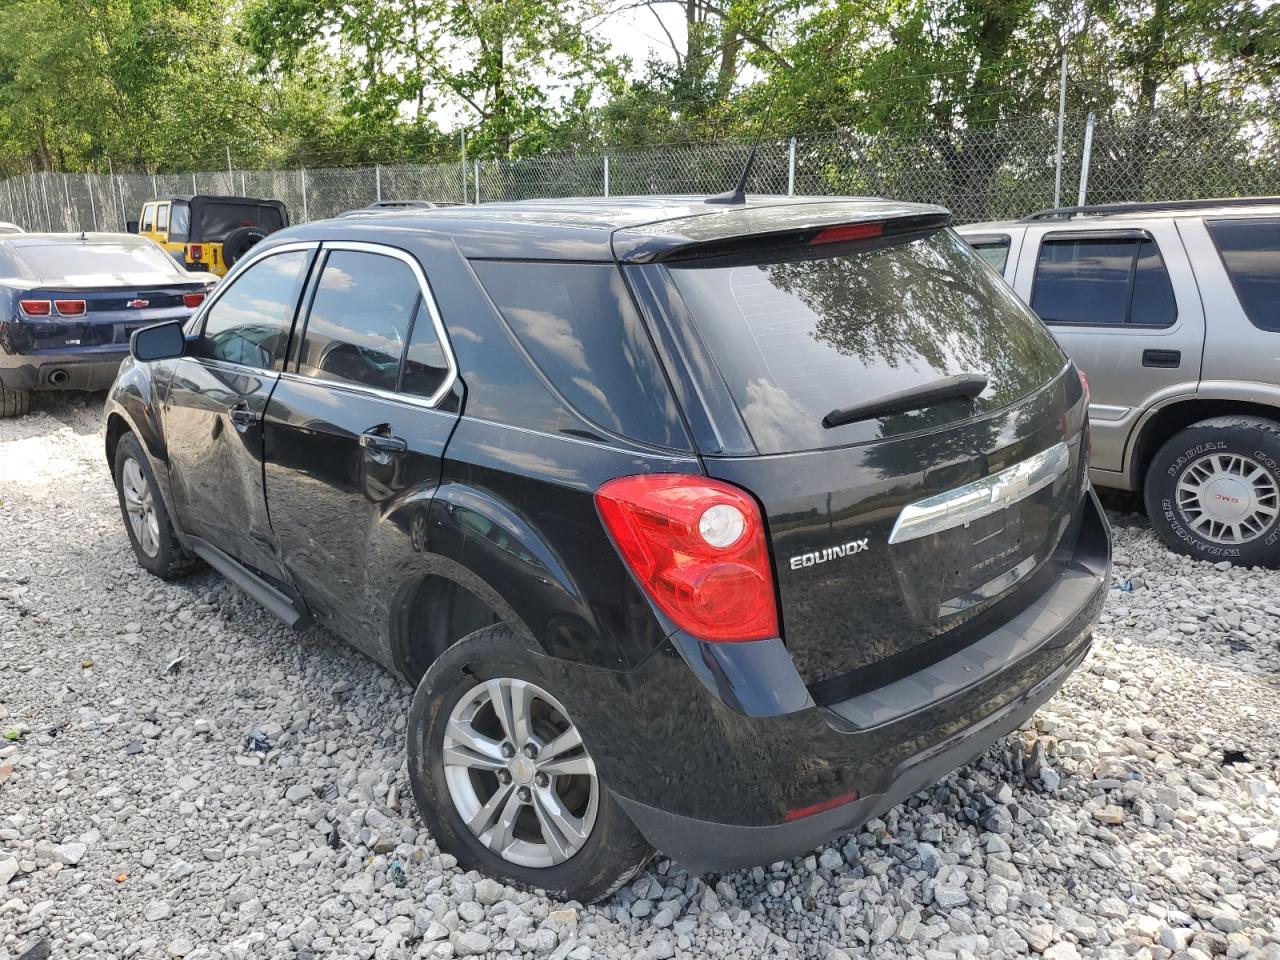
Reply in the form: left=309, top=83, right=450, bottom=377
left=221, top=226, right=269, bottom=268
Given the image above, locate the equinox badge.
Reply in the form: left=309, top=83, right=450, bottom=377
left=790, top=538, right=869, bottom=570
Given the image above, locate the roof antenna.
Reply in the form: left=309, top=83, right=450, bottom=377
left=705, top=87, right=782, bottom=206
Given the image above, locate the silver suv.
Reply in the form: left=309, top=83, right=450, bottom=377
left=958, top=198, right=1280, bottom=566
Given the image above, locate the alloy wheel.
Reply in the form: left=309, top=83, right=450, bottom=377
left=442, top=677, right=598, bottom=868
left=1175, top=452, right=1279, bottom=545
left=121, top=458, right=161, bottom=558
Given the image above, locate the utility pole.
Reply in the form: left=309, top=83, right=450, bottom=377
left=1077, top=112, right=1095, bottom=207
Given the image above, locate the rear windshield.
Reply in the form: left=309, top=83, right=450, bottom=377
left=14, top=241, right=183, bottom=285
left=1206, top=217, right=1280, bottom=332
left=667, top=229, right=1065, bottom=454
left=196, top=203, right=285, bottom=241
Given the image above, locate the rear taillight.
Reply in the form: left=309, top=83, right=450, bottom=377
left=810, top=222, right=884, bottom=245
left=188, top=244, right=203, bottom=261
left=183, top=293, right=205, bottom=309
left=19, top=299, right=51, bottom=316
left=54, top=299, right=85, bottom=316
left=595, top=474, right=779, bottom=642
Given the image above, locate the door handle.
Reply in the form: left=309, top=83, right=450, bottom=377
left=360, top=430, right=408, bottom=455
left=229, top=404, right=259, bottom=429
left=1142, top=349, right=1181, bottom=368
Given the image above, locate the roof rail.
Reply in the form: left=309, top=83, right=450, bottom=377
left=1019, top=196, right=1280, bottom=222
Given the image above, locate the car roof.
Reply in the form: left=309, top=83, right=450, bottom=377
left=288, top=194, right=950, bottom=262
left=960, top=196, right=1280, bottom=232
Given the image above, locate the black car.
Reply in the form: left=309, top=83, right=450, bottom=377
left=104, top=196, right=1110, bottom=901
left=0, top=233, right=215, bottom=418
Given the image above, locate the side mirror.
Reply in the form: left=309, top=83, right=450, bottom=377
left=126, top=220, right=139, bottom=234
left=131, top=320, right=186, bottom=362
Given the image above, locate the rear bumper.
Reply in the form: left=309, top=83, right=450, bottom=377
left=617, top=636, right=1089, bottom=872
left=0, top=349, right=127, bottom=391
left=591, top=487, right=1109, bottom=872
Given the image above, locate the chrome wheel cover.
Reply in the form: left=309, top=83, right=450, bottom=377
left=121, top=458, right=161, bottom=558
left=1176, top=452, right=1279, bottom=545
left=443, top=677, right=598, bottom=868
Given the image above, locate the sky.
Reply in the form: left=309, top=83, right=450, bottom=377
left=595, top=2, right=687, bottom=75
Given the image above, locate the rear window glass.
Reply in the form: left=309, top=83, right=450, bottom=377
left=666, top=229, right=1064, bottom=455
left=1031, top=236, right=1176, bottom=326
left=471, top=260, right=690, bottom=450
left=169, top=204, right=190, bottom=242
left=967, top=236, right=1010, bottom=272
left=1206, top=217, right=1280, bottom=332
left=14, top=241, right=182, bottom=284
left=197, top=203, right=285, bottom=241
left=297, top=250, right=420, bottom=392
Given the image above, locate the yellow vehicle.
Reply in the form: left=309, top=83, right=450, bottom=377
left=130, top=195, right=288, bottom=277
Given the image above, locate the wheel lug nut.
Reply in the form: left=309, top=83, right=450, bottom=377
left=518, top=787, right=531, bottom=803
left=501, top=742, right=515, bottom=758
left=522, top=744, right=538, bottom=759
left=535, top=773, right=549, bottom=787
left=498, top=770, right=511, bottom=784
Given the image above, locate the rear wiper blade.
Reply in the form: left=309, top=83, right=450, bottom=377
left=821, top=373, right=989, bottom=429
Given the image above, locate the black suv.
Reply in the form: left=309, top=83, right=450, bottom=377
left=105, top=196, right=1110, bottom=902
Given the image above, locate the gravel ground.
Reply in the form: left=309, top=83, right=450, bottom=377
left=2, top=392, right=1279, bottom=960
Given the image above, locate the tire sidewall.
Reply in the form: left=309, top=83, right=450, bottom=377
left=1145, top=420, right=1280, bottom=566
left=406, top=627, right=646, bottom=902
left=113, top=434, right=178, bottom=577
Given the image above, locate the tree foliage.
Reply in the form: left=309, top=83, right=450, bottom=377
left=0, top=0, right=1273, bottom=176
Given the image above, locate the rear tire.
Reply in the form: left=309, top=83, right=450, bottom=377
left=0, top=386, right=31, bottom=419
left=112, top=433, right=202, bottom=580
left=406, top=624, right=651, bottom=902
left=1143, top=416, right=1280, bottom=567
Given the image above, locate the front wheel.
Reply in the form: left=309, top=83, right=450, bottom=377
left=406, top=624, right=651, bottom=902
left=113, top=433, right=202, bottom=579
left=1144, top=416, right=1280, bottom=566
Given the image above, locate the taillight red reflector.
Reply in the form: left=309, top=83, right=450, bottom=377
left=54, top=299, right=86, bottom=316
left=783, top=790, right=860, bottom=822
left=19, top=299, right=51, bottom=316
left=595, top=474, right=779, bottom=642
left=810, top=222, right=885, bottom=245
left=188, top=244, right=203, bottom=261
left=183, top=293, right=206, bottom=309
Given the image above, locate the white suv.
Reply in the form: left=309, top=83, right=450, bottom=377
left=959, top=197, right=1280, bottom=566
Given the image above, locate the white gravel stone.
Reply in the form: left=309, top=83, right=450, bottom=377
left=2, top=395, right=1280, bottom=960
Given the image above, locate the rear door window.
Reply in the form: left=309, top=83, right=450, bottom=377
left=964, top=234, right=1011, bottom=272
left=141, top=205, right=154, bottom=232
left=199, top=249, right=310, bottom=370
left=1206, top=217, right=1280, bottom=332
left=1031, top=235, right=1176, bottom=327
left=664, top=229, right=1065, bottom=454
left=296, top=250, right=421, bottom=392
left=470, top=260, right=690, bottom=450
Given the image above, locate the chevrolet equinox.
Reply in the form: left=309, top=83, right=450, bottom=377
left=104, top=196, right=1111, bottom=902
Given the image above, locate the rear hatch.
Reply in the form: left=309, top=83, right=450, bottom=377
left=626, top=207, right=1089, bottom=701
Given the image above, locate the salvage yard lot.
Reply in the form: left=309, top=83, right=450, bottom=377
left=2, top=393, right=1279, bottom=960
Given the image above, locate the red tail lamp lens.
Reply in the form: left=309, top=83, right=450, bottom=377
left=187, top=244, right=203, bottom=261
left=595, top=474, right=779, bottom=642
left=54, top=300, right=86, bottom=316
left=810, top=222, right=884, bottom=245
left=19, top=299, right=51, bottom=316
left=183, top=293, right=206, bottom=309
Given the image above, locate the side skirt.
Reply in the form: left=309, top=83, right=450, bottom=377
left=187, top=535, right=312, bottom=630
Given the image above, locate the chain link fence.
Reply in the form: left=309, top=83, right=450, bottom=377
left=2, top=107, right=1277, bottom=233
